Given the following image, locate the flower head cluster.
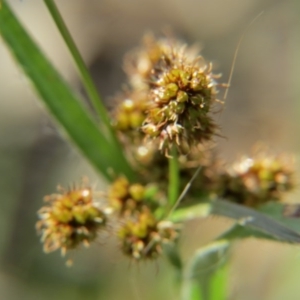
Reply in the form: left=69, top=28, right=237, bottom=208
left=142, top=54, right=219, bottom=154
left=118, top=210, right=179, bottom=260
left=37, top=177, right=179, bottom=262
left=107, top=177, right=178, bottom=260
left=108, top=176, right=149, bottom=215
left=36, top=182, right=107, bottom=255
left=36, top=32, right=299, bottom=268
left=219, top=154, right=295, bottom=207
left=113, top=33, right=221, bottom=156
left=112, top=90, right=148, bottom=134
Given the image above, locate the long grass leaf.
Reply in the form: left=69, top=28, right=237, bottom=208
left=0, top=1, right=135, bottom=181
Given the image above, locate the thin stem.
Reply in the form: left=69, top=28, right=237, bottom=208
left=43, top=0, right=136, bottom=181
left=43, top=0, right=109, bottom=127
left=168, top=166, right=202, bottom=218
left=223, top=11, right=264, bottom=101
left=168, top=146, right=180, bottom=207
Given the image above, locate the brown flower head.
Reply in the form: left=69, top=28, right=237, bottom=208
left=220, top=153, right=295, bottom=207
left=36, top=181, right=107, bottom=255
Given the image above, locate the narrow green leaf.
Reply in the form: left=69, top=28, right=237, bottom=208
left=43, top=0, right=108, bottom=124
left=42, top=0, right=124, bottom=161
left=216, top=223, right=279, bottom=242
left=209, top=263, right=229, bottom=300
left=258, top=202, right=300, bottom=233
left=217, top=203, right=300, bottom=243
left=181, top=240, right=229, bottom=300
left=170, top=199, right=300, bottom=244
left=0, top=1, right=135, bottom=181
left=185, top=240, right=229, bottom=279
left=211, top=200, right=300, bottom=244
left=186, top=285, right=204, bottom=300
left=169, top=203, right=211, bottom=223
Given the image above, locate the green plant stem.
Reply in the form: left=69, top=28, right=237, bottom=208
left=167, top=166, right=202, bottom=219
left=43, top=0, right=107, bottom=127
left=43, top=0, right=136, bottom=181
left=168, top=146, right=180, bottom=206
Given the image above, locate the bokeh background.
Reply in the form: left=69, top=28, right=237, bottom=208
left=1, top=0, right=300, bottom=299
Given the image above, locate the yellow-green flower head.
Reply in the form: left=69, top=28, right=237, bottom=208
left=124, top=33, right=189, bottom=90
left=36, top=181, right=107, bottom=255
left=118, top=211, right=179, bottom=260
left=142, top=50, right=220, bottom=154
left=112, top=90, right=148, bottom=133
left=108, top=177, right=148, bottom=215
left=221, top=153, right=295, bottom=207
left=119, top=33, right=221, bottom=155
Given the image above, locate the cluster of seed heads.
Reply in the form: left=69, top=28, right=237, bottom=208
left=107, top=177, right=179, bottom=259
left=118, top=211, right=179, bottom=260
left=37, top=177, right=179, bottom=262
left=37, top=33, right=296, bottom=265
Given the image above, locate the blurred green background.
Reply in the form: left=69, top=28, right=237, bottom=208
left=1, top=0, right=300, bottom=299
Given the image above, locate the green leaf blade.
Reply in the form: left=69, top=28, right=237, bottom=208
left=169, top=203, right=211, bottom=223
left=211, top=200, right=300, bottom=244
left=181, top=240, right=230, bottom=300
left=0, top=1, right=135, bottom=181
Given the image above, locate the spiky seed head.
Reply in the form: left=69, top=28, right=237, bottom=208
left=137, top=38, right=220, bottom=154
left=220, top=153, right=295, bottom=207
left=36, top=181, right=107, bottom=255
left=112, top=90, right=149, bottom=133
left=118, top=211, right=179, bottom=260
left=108, top=177, right=149, bottom=215
left=124, top=33, right=189, bottom=90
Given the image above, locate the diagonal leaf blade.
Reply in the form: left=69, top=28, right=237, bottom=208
left=0, top=1, right=135, bottom=182
left=169, top=199, right=300, bottom=244
left=216, top=223, right=281, bottom=242
left=211, top=199, right=300, bottom=244
left=258, top=202, right=300, bottom=233
left=169, top=203, right=211, bottom=223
